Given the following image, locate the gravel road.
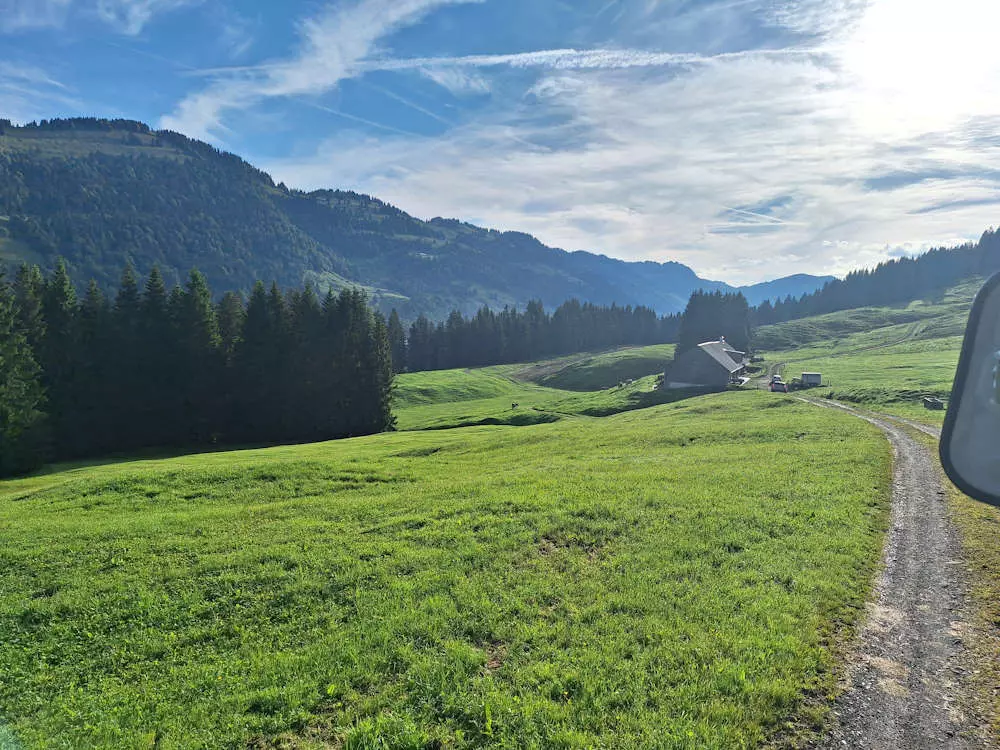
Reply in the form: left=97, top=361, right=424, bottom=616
left=802, top=398, right=988, bottom=749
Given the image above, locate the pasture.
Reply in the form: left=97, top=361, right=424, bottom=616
left=757, top=279, right=975, bottom=424
left=0, top=393, right=889, bottom=749
left=393, top=345, right=681, bottom=431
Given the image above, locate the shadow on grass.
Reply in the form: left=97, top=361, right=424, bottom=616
left=422, top=412, right=562, bottom=431
left=579, top=387, right=720, bottom=417
left=20, top=437, right=328, bottom=480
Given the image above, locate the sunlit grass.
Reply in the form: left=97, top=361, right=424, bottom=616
left=0, top=393, right=889, bottom=749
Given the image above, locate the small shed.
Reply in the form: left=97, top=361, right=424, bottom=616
left=801, top=372, right=823, bottom=387
left=665, top=339, right=746, bottom=388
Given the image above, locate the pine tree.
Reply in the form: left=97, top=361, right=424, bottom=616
left=76, top=281, right=114, bottom=455
left=387, top=309, right=407, bottom=373
left=12, top=264, right=45, bottom=351
left=0, top=276, right=48, bottom=476
left=39, top=259, right=80, bottom=458
left=173, top=270, right=222, bottom=444
left=235, top=281, right=280, bottom=443
left=287, top=283, right=324, bottom=441
left=217, top=291, right=244, bottom=362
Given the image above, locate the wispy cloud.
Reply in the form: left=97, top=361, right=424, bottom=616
left=161, top=0, right=483, bottom=142
left=0, top=0, right=72, bottom=32
left=96, top=0, right=200, bottom=35
left=266, top=21, right=1000, bottom=284
left=0, top=0, right=197, bottom=34
left=0, top=61, right=83, bottom=122
left=369, top=46, right=819, bottom=75
left=419, top=66, right=491, bottom=96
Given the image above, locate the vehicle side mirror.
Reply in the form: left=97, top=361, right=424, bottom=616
left=941, top=272, right=1000, bottom=505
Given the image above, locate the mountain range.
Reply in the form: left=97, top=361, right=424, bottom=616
left=0, top=118, right=833, bottom=319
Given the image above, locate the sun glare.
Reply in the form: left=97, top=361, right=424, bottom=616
left=842, top=0, right=1000, bottom=136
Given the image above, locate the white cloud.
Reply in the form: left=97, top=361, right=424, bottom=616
left=420, top=66, right=491, bottom=96
left=371, top=46, right=817, bottom=75
left=0, top=0, right=72, bottom=32
left=96, top=0, right=200, bottom=34
left=162, top=0, right=1000, bottom=283
left=161, top=0, right=483, bottom=142
left=0, top=62, right=83, bottom=122
left=0, top=0, right=196, bottom=34
left=265, top=15, right=1000, bottom=285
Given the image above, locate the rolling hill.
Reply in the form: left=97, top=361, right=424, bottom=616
left=0, top=117, right=831, bottom=318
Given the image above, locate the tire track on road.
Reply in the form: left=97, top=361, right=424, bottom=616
left=800, top=398, right=987, bottom=749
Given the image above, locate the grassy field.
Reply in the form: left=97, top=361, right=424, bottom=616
left=529, top=345, right=676, bottom=391
left=758, top=279, right=976, bottom=424
left=393, top=346, right=681, bottom=431
left=0, top=392, right=890, bottom=749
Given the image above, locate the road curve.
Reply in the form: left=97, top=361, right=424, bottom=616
left=801, top=398, right=986, bottom=749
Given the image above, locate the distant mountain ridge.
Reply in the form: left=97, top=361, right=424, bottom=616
left=0, top=117, right=832, bottom=318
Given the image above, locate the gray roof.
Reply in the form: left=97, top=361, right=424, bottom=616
left=697, top=341, right=744, bottom=373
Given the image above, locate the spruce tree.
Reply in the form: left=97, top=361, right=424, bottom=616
left=0, top=276, right=48, bottom=476
left=39, top=260, right=80, bottom=459
left=217, top=291, right=244, bottom=362
left=234, top=282, right=278, bottom=443
left=173, top=270, right=222, bottom=444
left=387, top=309, right=407, bottom=373
left=76, top=281, right=114, bottom=455
left=13, top=264, right=45, bottom=351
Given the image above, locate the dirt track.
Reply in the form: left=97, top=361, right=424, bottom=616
left=802, top=399, right=988, bottom=749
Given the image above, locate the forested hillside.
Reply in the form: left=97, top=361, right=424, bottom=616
left=754, top=229, right=1000, bottom=325
left=0, top=117, right=829, bottom=319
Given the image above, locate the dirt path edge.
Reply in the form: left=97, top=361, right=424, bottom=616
left=800, top=398, right=987, bottom=749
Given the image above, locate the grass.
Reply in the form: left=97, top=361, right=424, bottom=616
left=754, top=279, right=980, bottom=352
left=0, top=393, right=890, bottom=749
left=758, top=278, right=977, bottom=424
left=945, top=481, right=1000, bottom=740
left=531, top=345, right=675, bottom=391
left=393, top=346, right=681, bottom=431
left=902, top=429, right=1000, bottom=740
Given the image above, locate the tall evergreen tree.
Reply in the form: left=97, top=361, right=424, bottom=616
left=676, top=291, right=752, bottom=355
left=217, top=291, right=244, bottom=362
left=39, top=259, right=80, bottom=457
left=0, top=276, right=48, bottom=476
left=235, top=282, right=280, bottom=443
left=173, top=270, right=221, bottom=444
left=387, top=309, right=407, bottom=373
left=76, top=281, right=114, bottom=455
left=12, top=264, right=45, bottom=351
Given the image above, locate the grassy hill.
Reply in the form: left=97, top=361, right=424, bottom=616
left=756, top=278, right=978, bottom=423
left=0, top=118, right=829, bottom=318
left=0, top=391, right=889, bottom=748
left=393, top=345, right=679, bottom=431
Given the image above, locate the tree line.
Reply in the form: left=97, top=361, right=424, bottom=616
left=387, top=299, right=681, bottom=372
left=0, top=263, right=394, bottom=477
left=753, top=228, right=1000, bottom=325
left=676, top=291, right=752, bottom=355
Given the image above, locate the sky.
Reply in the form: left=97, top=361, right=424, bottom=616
left=3, top=0, right=1000, bottom=284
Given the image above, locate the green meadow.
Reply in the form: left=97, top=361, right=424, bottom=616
left=392, top=346, right=682, bottom=431
left=758, top=279, right=976, bottom=424
left=0, top=386, right=890, bottom=748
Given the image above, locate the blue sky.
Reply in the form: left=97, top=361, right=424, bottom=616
left=4, top=0, right=1000, bottom=283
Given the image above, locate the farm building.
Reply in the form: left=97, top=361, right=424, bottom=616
left=664, top=338, right=747, bottom=388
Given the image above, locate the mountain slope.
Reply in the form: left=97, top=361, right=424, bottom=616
left=0, top=117, right=830, bottom=317
left=741, top=274, right=837, bottom=306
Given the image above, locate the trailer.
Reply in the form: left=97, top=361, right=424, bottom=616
left=801, top=372, right=823, bottom=388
